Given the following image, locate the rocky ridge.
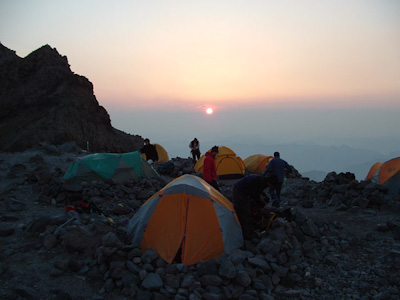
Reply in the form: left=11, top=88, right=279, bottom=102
left=0, top=43, right=143, bottom=153
left=0, top=144, right=399, bottom=300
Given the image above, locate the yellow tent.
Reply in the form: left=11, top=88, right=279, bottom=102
left=194, top=146, right=245, bottom=179
left=141, top=143, right=169, bottom=162
left=155, top=144, right=169, bottom=162
left=244, top=154, right=274, bottom=174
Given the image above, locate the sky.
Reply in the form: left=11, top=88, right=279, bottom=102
left=1, top=0, right=400, bottom=174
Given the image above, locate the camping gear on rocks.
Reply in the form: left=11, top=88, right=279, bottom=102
left=64, top=200, right=114, bottom=223
left=127, top=174, right=244, bottom=265
left=260, top=206, right=294, bottom=236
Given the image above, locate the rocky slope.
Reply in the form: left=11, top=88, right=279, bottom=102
left=0, top=144, right=399, bottom=300
left=0, top=43, right=142, bottom=153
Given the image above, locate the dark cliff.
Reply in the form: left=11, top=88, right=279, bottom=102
left=0, top=43, right=143, bottom=152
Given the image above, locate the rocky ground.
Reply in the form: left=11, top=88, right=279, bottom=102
left=0, top=143, right=399, bottom=300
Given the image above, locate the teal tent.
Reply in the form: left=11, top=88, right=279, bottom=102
left=64, top=151, right=160, bottom=182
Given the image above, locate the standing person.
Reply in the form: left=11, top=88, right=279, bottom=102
left=140, top=138, right=158, bottom=164
left=262, top=151, right=290, bottom=207
left=203, top=146, right=219, bottom=191
left=232, top=174, right=277, bottom=240
left=189, top=138, right=201, bottom=163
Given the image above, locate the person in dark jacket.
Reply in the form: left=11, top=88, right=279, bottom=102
left=262, top=151, right=290, bottom=207
left=189, top=138, right=201, bottom=163
left=140, top=138, right=158, bottom=163
left=232, top=174, right=278, bottom=240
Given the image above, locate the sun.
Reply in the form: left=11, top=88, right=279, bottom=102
left=206, top=107, right=213, bottom=115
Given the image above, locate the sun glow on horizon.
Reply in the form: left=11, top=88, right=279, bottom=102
left=2, top=1, right=399, bottom=110
left=206, top=107, right=213, bottom=115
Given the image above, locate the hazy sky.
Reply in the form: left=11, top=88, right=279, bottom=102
left=1, top=0, right=399, bottom=165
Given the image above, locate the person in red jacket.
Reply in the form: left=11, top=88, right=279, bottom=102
left=203, top=146, right=219, bottom=191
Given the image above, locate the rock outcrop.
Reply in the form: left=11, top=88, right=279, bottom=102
left=0, top=43, right=142, bottom=152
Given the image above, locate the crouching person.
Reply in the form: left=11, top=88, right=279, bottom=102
left=232, top=174, right=277, bottom=240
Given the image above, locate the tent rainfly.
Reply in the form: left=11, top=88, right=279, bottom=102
left=64, top=151, right=159, bottom=183
left=244, top=154, right=274, bottom=174
left=127, top=174, right=244, bottom=265
left=155, top=144, right=169, bottom=162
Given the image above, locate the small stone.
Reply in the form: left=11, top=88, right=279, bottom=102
left=235, top=271, right=251, bottom=287
left=142, top=273, right=163, bottom=290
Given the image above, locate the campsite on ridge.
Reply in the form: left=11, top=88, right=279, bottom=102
left=0, top=143, right=399, bottom=299
left=0, top=42, right=399, bottom=300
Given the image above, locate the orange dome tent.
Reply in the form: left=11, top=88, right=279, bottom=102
left=127, top=174, right=244, bottom=265
left=365, top=157, right=400, bottom=194
left=194, top=146, right=245, bottom=179
left=244, top=154, right=274, bottom=174
left=365, top=162, right=383, bottom=181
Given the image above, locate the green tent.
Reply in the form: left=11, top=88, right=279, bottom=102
left=64, top=151, right=160, bottom=182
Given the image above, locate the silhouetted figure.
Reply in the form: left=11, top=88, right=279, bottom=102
left=189, top=138, right=201, bottom=163
left=232, top=174, right=278, bottom=240
left=262, top=151, right=290, bottom=207
left=140, top=138, right=158, bottom=163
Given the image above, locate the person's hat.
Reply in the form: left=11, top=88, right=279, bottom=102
left=211, top=146, right=219, bottom=153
